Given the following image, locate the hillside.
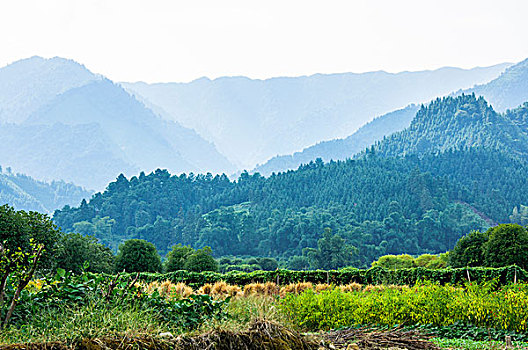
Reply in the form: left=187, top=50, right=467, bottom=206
left=0, top=56, right=99, bottom=124
left=373, top=94, right=528, bottom=158
left=123, top=63, right=510, bottom=169
left=0, top=57, right=235, bottom=189
left=253, top=105, right=419, bottom=176
left=54, top=148, right=528, bottom=266
left=0, top=168, right=91, bottom=213
left=464, top=58, right=528, bottom=112
left=53, top=95, right=528, bottom=266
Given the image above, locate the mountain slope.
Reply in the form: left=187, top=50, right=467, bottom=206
left=0, top=122, right=138, bottom=189
left=463, top=58, right=528, bottom=112
left=123, top=63, right=510, bottom=168
left=0, top=56, right=99, bottom=123
left=253, top=105, right=419, bottom=176
left=0, top=168, right=91, bottom=213
left=373, top=94, right=528, bottom=158
left=0, top=57, right=236, bottom=190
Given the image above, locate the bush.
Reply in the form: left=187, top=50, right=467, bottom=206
left=449, top=230, right=489, bottom=267
left=54, top=233, right=115, bottom=274
left=184, top=247, right=218, bottom=272
left=484, top=224, right=528, bottom=270
left=279, top=281, right=528, bottom=332
left=115, top=239, right=161, bottom=273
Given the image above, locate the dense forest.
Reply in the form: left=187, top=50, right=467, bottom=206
left=53, top=95, right=528, bottom=267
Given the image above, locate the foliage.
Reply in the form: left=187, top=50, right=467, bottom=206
left=279, top=281, right=528, bottom=332
left=304, top=228, right=358, bottom=270
left=0, top=269, right=229, bottom=344
left=449, top=230, right=489, bottom=267
left=372, top=253, right=448, bottom=269
left=115, top=239, right=162, bottom=273
left=0, top=204, right=61, bottom=271
left=218, top=256, right=279, bottom=273
left=484, top=224, right=528, bottom=270
left=122, top=265, right=527, bottom=290
left=54, top=233, right=115, bottom=274
left=432, top=338, right=528, bottom=350
left=183, top=246, right=218, bottom=273
left=449, top=224, right=528, bottom=270
left=165, top=244, right=194, bottom=272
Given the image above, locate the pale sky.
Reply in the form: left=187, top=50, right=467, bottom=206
left=1, top=0, right=527, bottom=83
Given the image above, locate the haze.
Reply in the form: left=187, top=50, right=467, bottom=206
left=1, top=0, right=527, bottom=83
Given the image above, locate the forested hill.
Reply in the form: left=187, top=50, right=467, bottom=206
left=54, top=145, right=528, bottom=267
left=0, top=168, right=91, bottom=213
left=373, top=94, right=528, bottom=159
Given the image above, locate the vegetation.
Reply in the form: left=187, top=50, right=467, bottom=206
left=450, top=224, right=528, bottom=270
left=115, top=239, right=162, bottom=273
left=53, top=96, right=528, bottom=267
left=279, top=281, right=528, bottom=332
left=54, top=146, right=528, bottom=267
left=371, top=252, right=449, bottom=269
left=54, top=233, right=115, bottom=274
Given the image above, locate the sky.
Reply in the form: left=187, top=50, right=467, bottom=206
left=1, top=0, right=527, bottom=83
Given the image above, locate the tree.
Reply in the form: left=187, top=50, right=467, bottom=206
left=449, top=230, right=488, bottom=267
left=164, top=244, right=194, bottom=272
left=371, top=254, right=415, bottom=269
left=183, top=246, right=218, bottom=272
left=304, top=228, right=358, bottom=270
left=54, top=233, right=115, bottom=274
left=288, top=255, right=310, bottom=270
left=484, top=224, right=528, bottom=269
left=115, top=239, right=161, bottom=273
left=0, top=205, right=56, bottom=327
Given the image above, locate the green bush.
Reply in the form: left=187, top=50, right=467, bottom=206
left=121, top=265, right=527, bottom=289
left=279, top=281, right=528, bottom=332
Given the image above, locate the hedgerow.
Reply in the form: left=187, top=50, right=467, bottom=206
left=113, top=265, right=526, bottom=289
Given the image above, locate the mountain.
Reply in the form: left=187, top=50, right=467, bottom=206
left=253, top=105, right=419, bottom=176
left=0, top=167, right=91, bottom=213
left=123, top=63, right=510, bottom=169
left=53, top=95, right=528, bottom=267
left=0, top=122, right=138, bottom=189
left=0, top=57, right=236, bottom=190
left=373, top=94, right=528, bottom=158
left=463, top=58, right=528, bottom=112
left=0, top=56, right=99, bottom=123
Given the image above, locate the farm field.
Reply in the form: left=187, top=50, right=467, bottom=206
left=2, top=269, right=528, bottom=349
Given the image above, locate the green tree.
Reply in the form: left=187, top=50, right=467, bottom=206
left=54, top=233, right=115, bottom=274
left=115, top=239, right=161, bottom=273
left=288, top=255, right=310, bottom=270
left=371, top=254, right=415, bottom=269
left=183, top=246, right=218, bottom=272
left=483, top=224, right=528, bottom=269
left=0, top=204, right=60, bottom=271
left=164, top=244, right=194, bottom=272
left=449, top=230, right=488, bottom=267
left=304, top=228, right=357, bottom=270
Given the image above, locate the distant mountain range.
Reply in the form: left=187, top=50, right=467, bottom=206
left=463, top=58, right=528, bottom=112
left=123, top=63, right=510, bottom=169
left=253, top=58, right=528, bottom=175
left=0, top=57, right=235, bottom=190
left=0, top=167, right=91, bottom=213
left=253, top=105, right=419, bottom=176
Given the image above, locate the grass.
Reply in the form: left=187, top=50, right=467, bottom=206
left=432, top=337, right=528, bottom=349
left=0, top=298, right=174, bottom=345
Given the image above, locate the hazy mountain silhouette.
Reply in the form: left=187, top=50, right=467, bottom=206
left=123, top=63, right=510, bottom=169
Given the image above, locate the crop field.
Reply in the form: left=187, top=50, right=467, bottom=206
left=2, top=268, right=528, bottom=349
